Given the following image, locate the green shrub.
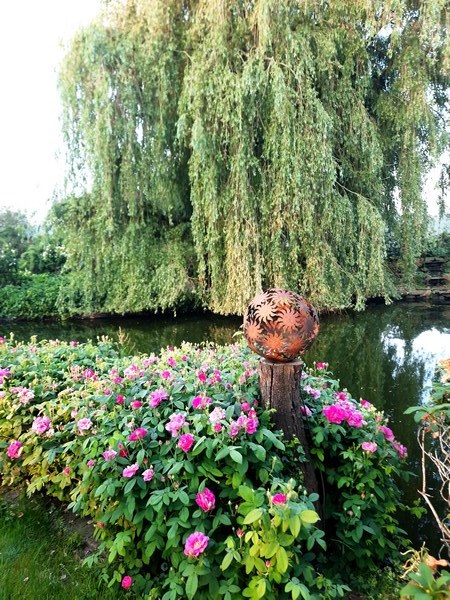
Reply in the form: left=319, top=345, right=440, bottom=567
left=0, top=338, right=410, bottom=597
left=0, top=274, right=62, bottom=319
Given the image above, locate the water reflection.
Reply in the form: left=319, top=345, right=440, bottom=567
left=2, top=302, right=449, bottom=552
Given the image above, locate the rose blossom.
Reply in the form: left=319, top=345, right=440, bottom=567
left=301, top=405, right=313, bottom=417
left=7, top=440, right=23, bottom=459
left=191, top=395, right=212, bottom=409
left=103, top=449, right=117, bottom=461
left=360, top=399, right=373, bottom=409
left=63, top=467, right=71, bottom=475
left=165, top=413, right=186, bottom=437
left=316, top=362, right=328, bottom=369
left=77, top=418, right=93, bottom=432
left=131, top=400, right=142, bottom=409
left=177, top=433, right=195, bottom=452
left=378, top=425, right=395, bottom=442
left=31, top=416, right=52, bottom=435
left=149, top=388, right=168, bottom=408
left=128, top=428, right=148, bottom=441
left=197, top=370, right=207, bottom=383
left=361, top=441, right=377, bottom=453
left=184, top=531, right=209, bottom=558
left=195, top=488, right=215, bottom=512
left=323, top=404, right=348, bottom=425
left=122, top=463, right=140, bottom=478
left=121, top=575, right=133, bottom=589
left=209, top=407, right=226, bottom=424
left=393, top=441, right=407, bottom=458
left=142, top=468, right=155, bottom=482
left=272, top=493, right=287, bottom=505
left=87, top=459, right=95, bottom=467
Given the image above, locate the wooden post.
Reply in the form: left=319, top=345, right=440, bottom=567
left=259, top=358, right=320, bottom=504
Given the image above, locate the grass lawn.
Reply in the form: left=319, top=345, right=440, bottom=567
left=0, top=491, right=118, bottom=600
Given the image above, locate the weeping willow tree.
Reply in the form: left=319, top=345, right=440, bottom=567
left=58, top=0, right=449, bottom=316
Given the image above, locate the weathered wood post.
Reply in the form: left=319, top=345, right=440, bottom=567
left=259, top=358, right=319, bottom=498
left=243, top=288, right=321, bottom=502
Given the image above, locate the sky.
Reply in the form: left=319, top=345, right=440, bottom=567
left=0, top=1, right=448, bottom=225
left=0, top=1, right=102, bottom=223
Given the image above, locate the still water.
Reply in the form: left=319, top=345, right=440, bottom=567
left=3, top=302, right=450, bottom=553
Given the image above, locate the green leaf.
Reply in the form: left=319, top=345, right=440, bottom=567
left=229, top=449, right=243, bottom=464
left=243, top=508, right=263, bottom=524
left=276, top=547, right=289, bottom=574
left=221, top=552, right=234, bottom=571
left=186, top=573, right=198, bottom=600
left=299, top=509, right=319, bottom=524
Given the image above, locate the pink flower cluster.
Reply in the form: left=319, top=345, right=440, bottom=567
left=7, top=440, right=23, bottom=459
left=323, top=400, right=364, bottom=428
left=195, top=487, right=215, bottom=512
left=165, top=413, right=186, bottom=437
left=31, top=416, right=52, bottom=435
left=124, top=364, right=142, bottom=380
left=184, top=531, right=209, bottom=558
left=229, top=410, right=259, bottom=438
left=149, top=388, right=168, bottom=408
left=10, top=386, right=34, bottom=404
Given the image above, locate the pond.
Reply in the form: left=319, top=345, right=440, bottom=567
left=3, top=301, right=450, bottom=553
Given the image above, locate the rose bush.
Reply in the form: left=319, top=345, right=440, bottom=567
left=0, top=335, right=410, bottom=598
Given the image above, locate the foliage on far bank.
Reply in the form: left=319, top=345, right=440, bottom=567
left=0, top=336, right=412, bottom=598
left=0, top=208, right=66, bottom=320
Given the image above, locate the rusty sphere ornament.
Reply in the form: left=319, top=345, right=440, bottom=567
left=243, top=289, right=319, bottom=362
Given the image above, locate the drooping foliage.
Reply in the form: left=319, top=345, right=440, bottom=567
left=58, top=0, right=449, bottom=316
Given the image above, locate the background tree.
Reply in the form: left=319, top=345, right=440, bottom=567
left=58, top=0, right=449, bottom=316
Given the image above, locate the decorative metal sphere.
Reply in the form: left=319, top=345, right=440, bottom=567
left=243, top=288, right=319, bottom=362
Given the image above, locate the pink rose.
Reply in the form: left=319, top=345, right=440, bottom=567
left=195, top=488, right=215, bottom=512
left=323, top=404, right=348, bottom=425
left=378, top=425, right=395, bottom=442
left=63, top=467, right=71, bottom=475
left=121, top=575, right=133, bottom=589
left=184, top=531, right=209, bottom=558
left=103, top=449, right=117, bottom=461
left=177, top=433, right=194, bottom=453
left=272, top=493, right=287, bottom=505
left=142, top=468, right=155, bottom=482
left=197, top=371, right=207, bottom=383
left=122, top=463, right=140, bottom=478
left=128, top=428, right=148, bottom=442
left=6, top=440, right=23, bottom=459
left=316, top=362, right=328, bottom=369
left=77, top=418, right=93, bottom=432
left=191, top=395, right=212, bottom=409
left=31, top=416, right=52, bottom=435
left=131, top=400, right=142, bottom=409
left=116, top=395, right=125, bottom=405
left=361, top=441, right=377, bottom=453
left=393, top=441, right=407, bottom=459
left=165, top=414, right=186, bottom=437
left=149, top=388, right=168, bottom=408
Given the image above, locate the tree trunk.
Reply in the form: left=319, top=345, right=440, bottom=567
left=259, top=358, right=321, bottom=506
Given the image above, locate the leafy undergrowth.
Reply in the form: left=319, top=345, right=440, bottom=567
left=0, top=492, right=116, bottom=600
